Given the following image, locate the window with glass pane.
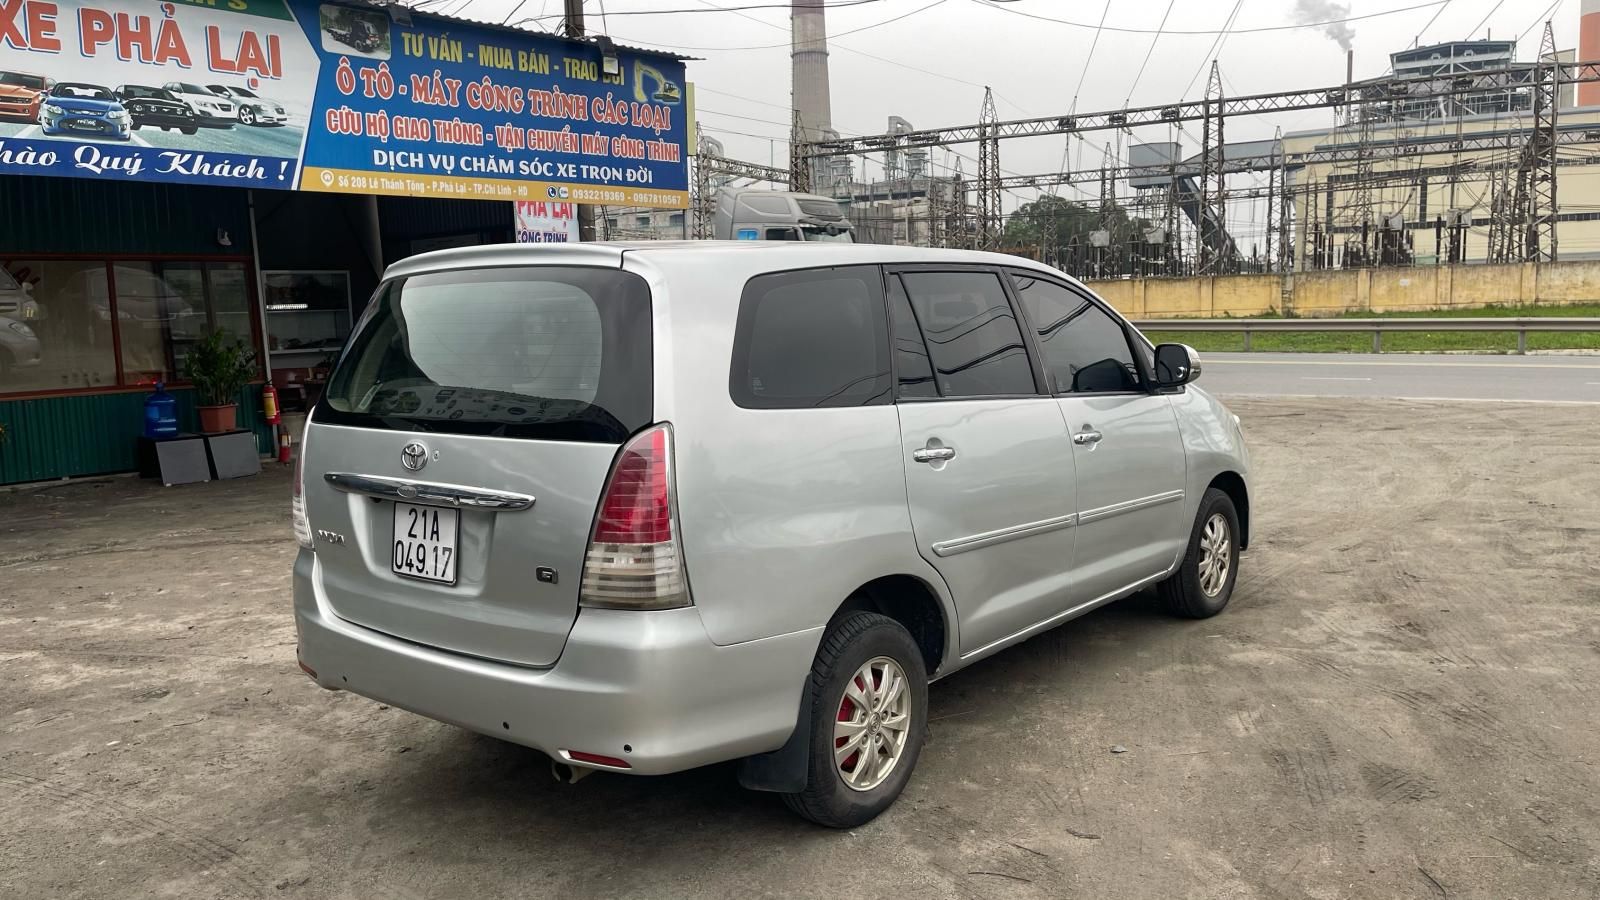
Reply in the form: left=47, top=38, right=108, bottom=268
left=1011, top=274, right=1141, bottom=394
left=0, top=260, right=118, bottom=393
left=729, top=266, right=890, bottom=409
left=888, top=276, right=937, bottom=399
left=208, top=264, right=253, bottom=343
left=899, top=271, right=1036, bottom=398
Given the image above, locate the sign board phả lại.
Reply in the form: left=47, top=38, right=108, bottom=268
left=514, top=200, right=577, bottom=243
left=0, top=0, right=689, bottom=206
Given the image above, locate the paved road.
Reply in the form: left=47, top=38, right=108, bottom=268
left=1202, top=352, right=1600, bottom=403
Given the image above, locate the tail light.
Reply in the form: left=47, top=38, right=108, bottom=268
left=579, top=424, right=690, bottom=610
left=291, top=424, right=313, bottom=549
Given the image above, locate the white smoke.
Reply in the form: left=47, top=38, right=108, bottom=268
left=1294, top=0, right=1356, bottom=52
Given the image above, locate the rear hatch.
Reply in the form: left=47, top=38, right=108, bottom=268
left=304, top=264, right=652, bottom=667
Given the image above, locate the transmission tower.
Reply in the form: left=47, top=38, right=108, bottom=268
left=1524, top=21, right=1560, bottom=261
left=1264, top=127, right=1281, bottom=271
left=977, top=87, right=1002, bottom=249
left=1198, top=62, right=1229, bottom=273
left=1039, top=197, right=1058, bottom=265
left=692, top=122, right=715, bottom=239
left=789, top=109, right=813, bottom=193
left=1346, top=85, right=1376, bottom=267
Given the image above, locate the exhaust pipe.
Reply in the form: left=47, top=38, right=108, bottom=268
left=550, top=760, right=595, bottom=785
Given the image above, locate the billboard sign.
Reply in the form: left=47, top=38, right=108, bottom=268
left=0, top=1, right=689, bottom=206
left=514, top=200, right=578, bottom=243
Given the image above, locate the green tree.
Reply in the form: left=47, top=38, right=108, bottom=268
left=1003, top=194, right=1149, bottom=263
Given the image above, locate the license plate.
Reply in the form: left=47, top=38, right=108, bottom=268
left=391, top=503, right=459, bottom=584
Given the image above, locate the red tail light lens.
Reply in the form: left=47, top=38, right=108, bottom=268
left=580, top=424, right=690, bottom=610
left=592, top=426, right=671, bottom=543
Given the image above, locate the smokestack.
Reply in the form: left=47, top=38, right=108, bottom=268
left=1582, top=0, right=1600, bottom=106
left=791, top=0, right=834, bottom=144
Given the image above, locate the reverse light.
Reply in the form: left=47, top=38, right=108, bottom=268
left=579, top=424, right=690, bottom=610
left=291, top=424, right=313, bottom=549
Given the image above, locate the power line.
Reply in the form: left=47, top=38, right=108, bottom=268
left=598, top=0, right=940, bottom=50
left=524, top=0, right=891, bottom=20
left=1181, top=0, right=1243, bottom=100
left=603, top=0, right=945, bottom=51
left=1126, top=0, right=1176, bottom=107
left=970, top=0, right=1448, bottom=36
left=1069, top=0, right=1112, bottom=114
left=1517, top=0, right=1563, bottom=44
left=615, top=0, right=1021, bottom=109
left=1465, top=0, right=1509, bottom=39
left=1413, top=0, right=1452, bottom=45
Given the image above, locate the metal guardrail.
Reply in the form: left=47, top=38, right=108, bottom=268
left=1132, top=317, right=1600, bottom=354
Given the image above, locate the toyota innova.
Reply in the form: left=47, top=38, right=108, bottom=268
left=292, top=242, right=1251, bottom=827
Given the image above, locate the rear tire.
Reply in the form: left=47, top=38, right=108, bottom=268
left=780, top=611, right=927, bottom=828
left=182, top=126, right=198, bottom=135
left=1157, top=487, right=1241, bottom=619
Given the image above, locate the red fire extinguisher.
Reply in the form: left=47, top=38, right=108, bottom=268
left=262, top=382, right=281, bottom=425
left=278, top=429, right=293, bottom=465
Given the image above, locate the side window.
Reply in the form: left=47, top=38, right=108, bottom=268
left=1011, top=274, right=1142, bottom=394
left=729, top=266, right=891, bottom=409
left=899, top=271, right=1038, bottom=398
left=764, top=228, right=800, bottom=241
left=887, top=276, right=938, bottom=399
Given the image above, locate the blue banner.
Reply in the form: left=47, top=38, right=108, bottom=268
left=0, top=1, right=689, bottom=206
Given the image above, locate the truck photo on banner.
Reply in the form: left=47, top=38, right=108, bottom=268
left=0, top=0, right=690, bottom=206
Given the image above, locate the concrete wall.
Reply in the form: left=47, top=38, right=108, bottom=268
left=1084, top=260, right=1600, bottom=318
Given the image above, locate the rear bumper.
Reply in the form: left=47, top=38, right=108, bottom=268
left=293, top=551, right=821, bottom=775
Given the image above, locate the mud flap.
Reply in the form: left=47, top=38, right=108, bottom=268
left=735, top=683, right=813, bottom=793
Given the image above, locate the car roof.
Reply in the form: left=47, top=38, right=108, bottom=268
left=384, top=241, right=1065, bottom=282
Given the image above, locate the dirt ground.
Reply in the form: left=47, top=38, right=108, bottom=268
left=2, top=397, right=1598, bottom=900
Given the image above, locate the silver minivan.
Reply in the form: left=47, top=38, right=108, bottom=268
left=292, top=242, right=1251, bottom=827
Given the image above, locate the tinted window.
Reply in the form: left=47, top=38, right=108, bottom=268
left=315, top=267, right=651, bottom=442
left=0, top=72, right=47, bottom=90
left=55, top=84, right=114, bottom=100
left=888, top=277, right=937, bottom=399
left=1011, top=274, right=1141, bottom=394
left=764, top=228, right=800, bottom=241
left=730, top=266, right=890, bottom=409
left=900, top=271, right=1036, bottom=397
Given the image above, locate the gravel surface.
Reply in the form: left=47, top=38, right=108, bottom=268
left=3, top=397, right=1598, bottom=899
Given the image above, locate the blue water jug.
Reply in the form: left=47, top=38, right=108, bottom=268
left=144, top=382, right=179, bottom=439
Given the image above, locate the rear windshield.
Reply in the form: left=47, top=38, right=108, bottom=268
left=313, top=266, right=651, bottom=442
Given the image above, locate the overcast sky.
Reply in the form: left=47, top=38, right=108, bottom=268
left=443, top=0, right=1579, bottom=205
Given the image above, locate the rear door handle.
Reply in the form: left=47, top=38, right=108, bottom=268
left=1072, top=430, right=1103, bottom=446
left=912, top=447, right=957, bottom=463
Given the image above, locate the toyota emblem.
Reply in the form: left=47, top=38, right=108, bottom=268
left=400, top=441, right=429, bottom=472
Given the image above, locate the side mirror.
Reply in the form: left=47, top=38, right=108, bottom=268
left=1153, top=343, right=1202, bottom=391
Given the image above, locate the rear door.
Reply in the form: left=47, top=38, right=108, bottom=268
left=890, top=268, right=1081, bottom=657
left=303, top=265, right=651, bottom=667
left=1008, top=271, right=1188, bottom=601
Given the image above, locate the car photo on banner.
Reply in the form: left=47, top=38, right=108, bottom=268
left=38, top=83, right=132, bottom=141
left=0, top=1, right=318, bottom=169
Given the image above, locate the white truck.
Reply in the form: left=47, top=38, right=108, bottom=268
left=713, top=189, right=854, bottom=242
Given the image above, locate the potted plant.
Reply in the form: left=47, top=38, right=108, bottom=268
left=183, top=329, right=257, bottom=434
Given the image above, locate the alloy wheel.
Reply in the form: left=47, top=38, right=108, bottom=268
left=1198, top=513, right=1231, bottom=597
left=833, top=656, right=912, bottom=792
